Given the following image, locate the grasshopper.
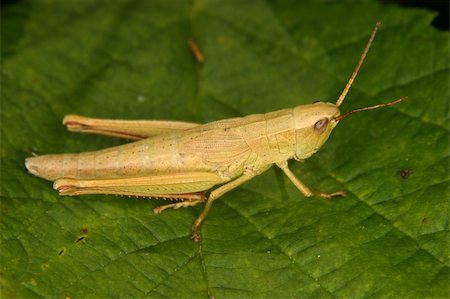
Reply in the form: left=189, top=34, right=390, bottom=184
left=25, top=23, right=405, bottom=241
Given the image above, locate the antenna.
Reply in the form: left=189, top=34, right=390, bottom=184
left=335, top=96, right=407, bottom=121
left=336, top=22, right=381, bottom=107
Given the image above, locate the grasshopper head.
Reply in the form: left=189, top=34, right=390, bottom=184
left=291, top=96, right=406, bottom=160
left=292, top=102, right=340, bottom=160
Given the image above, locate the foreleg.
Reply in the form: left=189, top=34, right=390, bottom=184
left=276, top=161, right=346, bottom=198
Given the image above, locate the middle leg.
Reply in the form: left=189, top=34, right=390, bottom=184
left=191, top=171, right=256, bottom=242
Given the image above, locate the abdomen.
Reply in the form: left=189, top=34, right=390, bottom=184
left=26, top=133, right=210, bottom=181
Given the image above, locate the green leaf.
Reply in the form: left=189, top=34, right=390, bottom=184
left=1, top=0, right=448, bottom=298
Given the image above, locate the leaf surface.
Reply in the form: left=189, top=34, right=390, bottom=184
left=1, top=0, right=448, bottom=298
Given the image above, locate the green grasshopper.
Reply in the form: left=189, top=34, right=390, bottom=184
left=25, top=23, right=405, bottom=241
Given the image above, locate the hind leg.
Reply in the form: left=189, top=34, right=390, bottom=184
left=63, top=114, right=200, bottom=140
left=53, top=172, right=223, bottom=198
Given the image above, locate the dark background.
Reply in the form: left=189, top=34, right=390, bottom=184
left=382, top=0, right=449, bottom=30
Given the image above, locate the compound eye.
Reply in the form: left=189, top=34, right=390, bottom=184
left=314, top=118, right=328, bottom=134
